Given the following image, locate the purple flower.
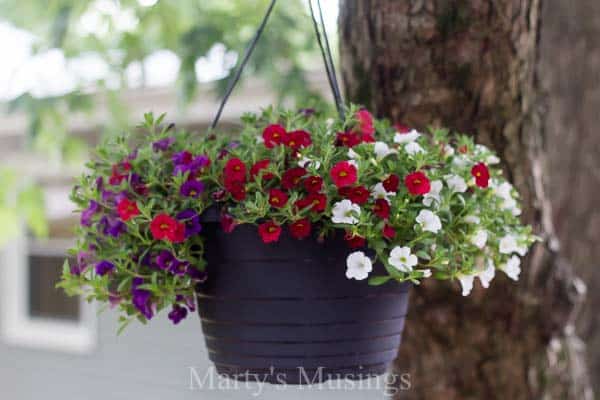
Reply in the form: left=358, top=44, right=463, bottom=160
left=99, top=215, right=126, bottom=237
left=176, top=209, right=202, bottom=238
left=80, top=201, right=100, bottom=227
left=127, top=148, right=139, bottom=160
left=101, top=190, right=127, bottom=206
left=180, top=179, right=205, bottom=198
left=71, top=251, right=93, bottom=275
left=130, top=173, right=148, bottom=195
left=155, top=250, right=175, bottom=271
left=176, top=294, right=197, bottom=312
left=132, top=278, right=154, bottom=320
left=169, top=260, right=190, bottom=276
left=187, top=266, right=208, bottom=283
left=153, top=137, right=175, bottom=152
left=172, top=151, right=210, bottom=176
left=299, top=108, right=316, bottom=117
left=108, top=292, right=121, bottom=309
left=96, top=177, right=104, bottom=192
left=227, top=141, right=241, bottom=149
left=172, top=150, right=193, bottom=166
left=217, top=149, right=229, bottom=160
left=168, top=304, right=188, bottom=325
left=95, top=260, right=115, bottom=276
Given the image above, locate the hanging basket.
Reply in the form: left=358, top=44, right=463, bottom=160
left=197, top=209, right=410, bottom=384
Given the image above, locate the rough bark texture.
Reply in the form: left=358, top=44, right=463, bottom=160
left=338, top=1, right=592, bottom=399
left=540, top=0, right=600, bottom=394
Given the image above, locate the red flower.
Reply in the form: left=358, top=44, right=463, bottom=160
left=356, top=109, right=375, bottom=137
left=383, top=224, right=396, bottom=240
left=295, top=193, right=327, bottom=213
left=289, top=218, right=311, bottom=239
left=109, top=161, right=132, bottom=185
left=263, top=124, right=286, bottom=148
left=344, top=232, right=366, bottom=249
left=383, top=174, right=400, bottom=192
left=282, top=167, right=307, bottom=190
left=172, top=222, right=186, bottom=243
left=373, top=199, right=391, bottom=219
left=335, top=131, right=362, bottom=147
left=405, top=171, right=431, bottom=195
left=283, top=130, right=312, bottom=150
left=303, top=175, right=323, bottom=193
left=224, top=178, right=246, bottom=201
left=220, top=213, right=237, bottom=233
left=224, top=158, right=246, bottom=182
left=150, top=214, right=185, bottom=243
left=269, top=188, right=289, bottom=208
left=250, top=159, right=274, bottom=181
left=471, top=162, right=490, bottom=188
left=394, top=124, right=411, bottom=133
left=339, top=185, right=369, bottom=205
left=117, top=198, right=139, bottom=221
left=258, top=221, right=282, bottom=244
left=330, top=161, right=357, bottom=188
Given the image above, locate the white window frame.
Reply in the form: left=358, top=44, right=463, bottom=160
left=0, top=227, right=97, bottom=354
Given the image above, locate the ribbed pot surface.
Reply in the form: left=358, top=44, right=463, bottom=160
left=197, top=219, right=410, bottom=384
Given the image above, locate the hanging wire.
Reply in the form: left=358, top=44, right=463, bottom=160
left=307, top=0, right=345, bottom=119
left=315, top=0, right=345, bottom=119
left=210, top=0, right=278, bottom=130
left=210, top=0, right=346, bottom=130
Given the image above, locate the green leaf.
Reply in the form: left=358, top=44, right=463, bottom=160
left=368, top=276, right=392, bottom=286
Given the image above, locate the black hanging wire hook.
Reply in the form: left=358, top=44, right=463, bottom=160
left=309, top=0, right=345, bottom=119
left=210, top=0, right=277, bottom=130
left=210, top=0, right=345, bottom=130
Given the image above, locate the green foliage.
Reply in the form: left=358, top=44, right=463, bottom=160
left=61, top=105, right=535, bottom=330
left=0, top=168, right=47, bottom=245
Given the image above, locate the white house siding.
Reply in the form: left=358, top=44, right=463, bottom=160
left=0, top=310, right=394, bottom=399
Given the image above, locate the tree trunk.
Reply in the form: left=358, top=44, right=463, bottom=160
left=540, top=0, right=600, bottom=394
left=338, top=1, right=592, bottom=399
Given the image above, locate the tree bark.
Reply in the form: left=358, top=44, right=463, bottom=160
left=338, top=1, right=592, bottom=399
left=540, top=0, right=600, bottom=394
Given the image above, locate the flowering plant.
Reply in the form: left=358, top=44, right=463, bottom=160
left=59, top=106, right=535, bottom=330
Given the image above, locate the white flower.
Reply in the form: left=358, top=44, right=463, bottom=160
left=458, top=275, right=475, bottom=296
left=332, top=200, right=361, bottom=225
left=499, top=234, right=528, bottom=256
left=443, top=144, right=455, bottom=157
left=404, top=141, right=425, bottom=156
left=345, top=251, right=373, bottom=280
left=445, top=174, right=467, bottom=193
left=458, top=261, right=495, bottom=296
left=470, top=230, right=488, bottom=249
left=347, top=148, right=359, bottom=159
left=371, top=182, right=395, bottom=201
left=500, top=256, right=521, bottom=281
left=486, top=154, right=500, bottom=165
left=423, top=180, right=443, bottom=207
left=479, top=260, right=496, bottom=288
left=421, top=269, right=432, bottom=278
left=416, top=210, right=442, bottom=233
left=464, top=214, right=481, bottom=224
left=374, top=141, right=396, bottom=160
left=493, top=181, right=521, bottom=216
left=394, top=129, right=421, bottom=143
left=452, top=155, right=470, bottom=168
left=388, top=246, right=418, bottom=273
left=297, top=156, right=321, bottom=170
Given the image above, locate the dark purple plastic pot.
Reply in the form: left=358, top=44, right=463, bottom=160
left=197, top=210, right=411, bottom=384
